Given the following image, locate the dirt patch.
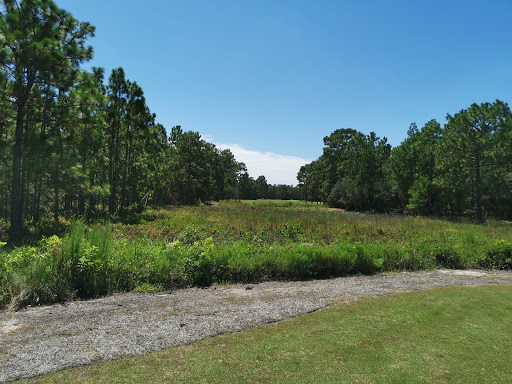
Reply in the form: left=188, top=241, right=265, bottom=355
left=0, top=319, right=35, bottom=337
left=439, top=269, right=486, bottom=277
left=1, top=269, right=511, bottom=383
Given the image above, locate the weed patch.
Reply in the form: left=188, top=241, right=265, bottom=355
left=1, top=202, right=511, bottom=308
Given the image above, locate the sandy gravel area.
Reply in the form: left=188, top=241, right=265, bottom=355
left=1, top=269, right=512, bottom=383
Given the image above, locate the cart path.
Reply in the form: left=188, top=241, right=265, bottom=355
left=1, top=269, right=512, bottom=383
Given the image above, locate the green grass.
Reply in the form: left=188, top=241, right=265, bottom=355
left=1, top=201, right=511, bottom=308
left=131, top=201, right=512, bottom=246
left=20, top=285, right=512, bottom=383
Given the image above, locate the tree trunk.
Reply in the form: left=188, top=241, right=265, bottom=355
left=21, top=157, right=27, bottom=223
left=53, top=162, right=60, bottom=224
left=10, top=104, right=24, bottom=242
left=120, top=130, right=131, bottom=215
left=187, top=161, right=192, bottom=205
left=33, top=171, right=42, bottom=224
left=89, top=170, right=96, bottom=216
left=108, top=139, right=116, bottom=215
left=475, top=153, right=483, bottom=223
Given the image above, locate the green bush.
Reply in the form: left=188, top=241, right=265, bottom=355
left=431, top=245, right=466, bottom=269
left=481, top=241, right=512, bottom=269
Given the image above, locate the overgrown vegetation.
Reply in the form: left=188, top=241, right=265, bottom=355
left=1, top=201, right=511, bottom=309
left=19, top=285, right=512, bottom=384
left=0, top=0, right=299, bottom=243
left=298, top=102, right=512, bottom=221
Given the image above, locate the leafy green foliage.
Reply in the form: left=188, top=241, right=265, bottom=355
left=304, top=128, right=393, bottom=212
left=439, top=101, right=512, bottom=221
left=1, top=0, right=95, bottom=240
left=300, top=101, right=512, bottom=221
left=482, top=240, right=512, bottom=269
left=1, top=203, right=511, bottom=309
left=134, top=283, right=164, bottom=294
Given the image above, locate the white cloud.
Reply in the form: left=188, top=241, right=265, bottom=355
left=216, top=144, right=311, bottom=186
left=199, top=133, right=215, bottom=143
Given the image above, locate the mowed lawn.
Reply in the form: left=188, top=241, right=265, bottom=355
left=22, top=285, right=512, bottom=384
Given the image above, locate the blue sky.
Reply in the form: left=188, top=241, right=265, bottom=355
left=59, top=0, right=512, bottom=185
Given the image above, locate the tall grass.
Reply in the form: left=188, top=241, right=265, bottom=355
left=1, top=202, right=511, bottom=308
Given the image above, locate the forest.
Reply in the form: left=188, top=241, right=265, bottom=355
left=1, top=0, right=511, bottom=245
left=297, top=101, right=512, bottom=222
left=0, top=0, right=300, bottom=242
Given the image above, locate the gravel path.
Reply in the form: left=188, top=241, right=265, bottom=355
left=1, top=269, right=512, bottom=383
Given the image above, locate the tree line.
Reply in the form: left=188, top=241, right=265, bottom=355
left=298, top=100, right=512, bottom=221
left=2, top=0, right=509, bottom=244
left=0, top=0, right=298, bottom=241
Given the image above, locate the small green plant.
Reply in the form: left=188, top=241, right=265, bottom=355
left=134, top=283, right=164, bottom=293
left=277, top=223, right=303, bottom=243
left=482, top=240, right=512, bottom=269
left=178, top=225, right=206, bottom=245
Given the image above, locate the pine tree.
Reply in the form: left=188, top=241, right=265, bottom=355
left=0, top=0, right=94, bottom=240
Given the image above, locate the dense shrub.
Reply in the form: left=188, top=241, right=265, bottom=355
left=481, top=241, right=512, bottom=269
